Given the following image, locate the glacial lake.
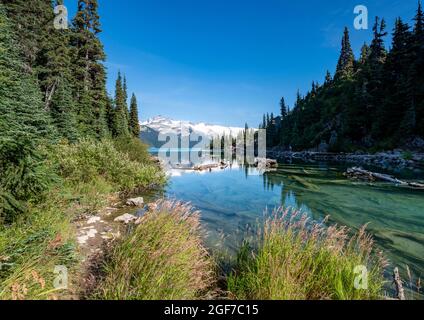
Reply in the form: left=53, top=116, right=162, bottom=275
left=148, top=152, right=424, bottom=286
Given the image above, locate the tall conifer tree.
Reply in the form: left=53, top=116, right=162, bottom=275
left=335, top=27, right=355, bottom=80
left=129, top=94, right=140, bottom=137
left=71, top=0, right=108, bottom=138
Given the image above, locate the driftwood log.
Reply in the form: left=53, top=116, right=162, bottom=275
left=193, top=161, right=228, bottom=171
left=393, top=268, right=406, bottom=300
left=345, top=167, right=424, bottom=189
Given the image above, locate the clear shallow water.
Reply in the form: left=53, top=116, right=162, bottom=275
left=163, top=159, right=424, bottom=279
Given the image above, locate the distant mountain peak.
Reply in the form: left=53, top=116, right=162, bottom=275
left=140, top=116, right=245, bottom=148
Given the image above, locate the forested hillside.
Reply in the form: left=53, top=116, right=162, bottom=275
left=261, top=3, right=424, bottom=152
left=0, top=0, right=141, bottom=222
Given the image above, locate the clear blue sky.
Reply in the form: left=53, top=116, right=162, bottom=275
left=67, top=0, right=419, bottom=127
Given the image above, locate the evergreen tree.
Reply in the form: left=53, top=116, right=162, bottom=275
left=359, top=43, right=371, bottom=65
left=129, top=93, right=140, bottom=137
left=71, top=0, right=108, bottom=138
left=0, top=0, right=52, bottom=73
left=123, top=75, right=130, bottom=128
left=111, top=72, right=129, bottom=137
left=335, top=27, right=355, bottom=80
left=367, top=17, right=388, bottom=138
left=324, top=70, right=332, bottom=85
left=382, top=18, right=413, bottom=139
left=280, top=97, right=288, bottom=119
left=411, top=1, right=424, bottom=136
left=105, top=96, right=114, bottom=134
left=0, top=6, right=53, bottom=221
left=261, top=114, right=266, bottom=129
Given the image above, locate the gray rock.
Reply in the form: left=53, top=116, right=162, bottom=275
left=126, top=197, right=144, bottom=207
left=114, top=213, right=137, bottom=224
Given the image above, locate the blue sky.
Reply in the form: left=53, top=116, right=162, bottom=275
left=67, top=0, right=419, bottom=127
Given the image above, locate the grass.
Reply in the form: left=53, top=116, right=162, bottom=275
left=92, top=201, right=216, bottom=300
left=0, top=190, right=77, bottom=300
left=227, top=208, right=387, bottom=300
left=0, top=138, right=166, bottom=300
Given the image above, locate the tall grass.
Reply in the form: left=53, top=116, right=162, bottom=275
left=0, top=138, right=166, bottom=300
left=93, top=201, right=215, bottom=300
left=227, top=208, right=387, bottom=300
left=0, top=191, right=77, bottom=300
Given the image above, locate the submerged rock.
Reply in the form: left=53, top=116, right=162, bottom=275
left=126, top=197, right=144, bottom=207
left=114, top=213, right=137, bottom=224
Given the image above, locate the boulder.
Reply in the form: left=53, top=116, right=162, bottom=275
left=126, top=197, right=144, bottom=207
left=114, top=213, right=137, bottom=224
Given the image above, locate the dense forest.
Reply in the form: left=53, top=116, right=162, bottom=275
left=261, top=3, right=424, bottom=152
left=0, top=0, right=140, bottom=221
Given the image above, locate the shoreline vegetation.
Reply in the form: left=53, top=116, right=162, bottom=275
left=0, top=1, right=422, bottom=301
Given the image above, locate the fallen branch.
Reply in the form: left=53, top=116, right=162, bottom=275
left=345, top=167, right=424, bottom=189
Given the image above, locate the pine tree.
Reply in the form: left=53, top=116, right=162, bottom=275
left=111, top=72, right=129, bottom=137
left=261, top=114, right=266, bottom=129
left=123, top=75, right=131, bottom=128
left=367, top=17, right=388, bottom=138
left=105, top=96, right=114, bottom=134
left=129, top=94, right=140, bottom=137
left=1, top=0, right=52, bottom=73
left=381, top=18, right=413, bottom=140
left=71, top=0, right=108, bottom=138
left=324, top=70, right=332, bottom=85
left=0, top=6, right=53, bottom=221
left=280, top=97, right=288, bottom=120
left=411, top=1, right=424, bottom=137
left=359, top=43, right=370, bottom=65
left=335, top=27, right=355, bottom=80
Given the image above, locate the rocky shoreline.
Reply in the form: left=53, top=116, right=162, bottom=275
left=268, top=149, right=424, bottom=173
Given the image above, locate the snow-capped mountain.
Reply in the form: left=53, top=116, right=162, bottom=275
left=140, top=116, right=245, bottom=148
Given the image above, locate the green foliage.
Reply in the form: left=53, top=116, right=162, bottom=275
left=51, top=139, right=165, bottom=192
left=227, top=209, right=386, bottom=300
left=264, top=4, right=424, bottom=152
left=110, top=72, right=130, bottom=137
left=335, top=27, right=355, bottom=80
left=71, top=0, right=109, bottom=138
left=93, top=201, right=215, bottom=300
left=129, top=94, right=141, bottom=137
left=112, top=136, right=151, bottom=164
left=0, top=193, right=77, bottom=300
left=0, top=7, right=54, bottom=222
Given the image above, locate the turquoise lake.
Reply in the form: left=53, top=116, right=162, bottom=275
left=159, top=157, right=424, bottom=281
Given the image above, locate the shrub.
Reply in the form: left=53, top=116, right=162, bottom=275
left=227, top=208, right=387, bottom=300
left=112, top=136, right=151, bottom=164
left=93, top=201, right=215, bottom=300
left=50, top=139, right=165, bottom=192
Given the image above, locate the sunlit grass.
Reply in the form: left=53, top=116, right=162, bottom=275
left=0, top=138, right=166, bottom=300
left=93, top=201, right=216, bottom=300
left=227, top=208, right=387, bottom=300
